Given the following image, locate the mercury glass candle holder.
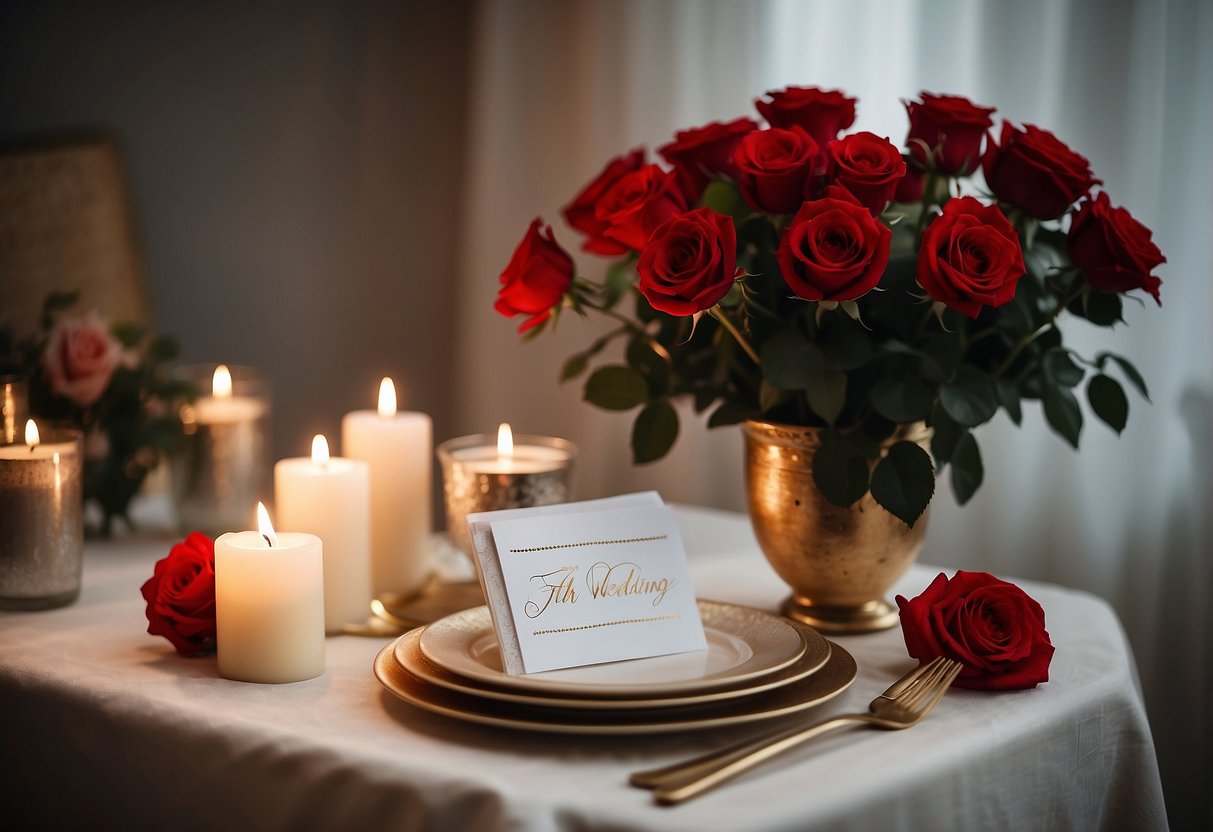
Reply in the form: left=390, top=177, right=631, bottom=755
left=437, top=432, right=577, bottom=556
left=0, top=426, right=84, bottom=610
left=168, top=364, right=271, bottom=536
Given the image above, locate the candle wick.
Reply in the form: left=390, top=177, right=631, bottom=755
left=262, top=534, right=274, bottom=547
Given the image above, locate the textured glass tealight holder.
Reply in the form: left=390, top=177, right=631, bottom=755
left=168, top=364, right=271, bottom=536
left=437, top=432, right=577, bottom=556
left=1, top=375, right=28, bottom=445
left=0, top=427, right=84, bottom=610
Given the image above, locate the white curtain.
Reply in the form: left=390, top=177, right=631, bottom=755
left=454, top=1, right=1212, bottom=825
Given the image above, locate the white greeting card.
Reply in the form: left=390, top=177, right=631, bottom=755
left=466, top=493, right=706, bottom=675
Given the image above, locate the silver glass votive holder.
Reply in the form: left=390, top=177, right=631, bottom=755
left=2, top=375, right=29, bottom=445
left=0, top=426, right=84, bottom=610
left=168, top=364, right=271, bottom=536
left=437, top=431, right=577, bottom=556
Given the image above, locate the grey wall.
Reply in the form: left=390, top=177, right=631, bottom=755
left=0, top=0, right=472, bottom=478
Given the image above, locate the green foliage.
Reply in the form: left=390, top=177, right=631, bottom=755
left=632, top=400, right=679, bottom=463
left=870, top=441, right=935, bottom=527
left=584, top=365, right=649, bottom=410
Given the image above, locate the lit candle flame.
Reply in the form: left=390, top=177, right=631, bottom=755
left=311, top=434, right=330, bottom=465
left=377, top=377, right=397, bottom=418
left=25, top=419, right=39, bottom=449
left=257, top=501, right=280, bottom=548
left=497, top=422, right=514, bottom=459
left=213, top=364, right=233, bottom=399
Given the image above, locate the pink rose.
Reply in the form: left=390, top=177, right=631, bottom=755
left=41, top=311, right=124, bottom=407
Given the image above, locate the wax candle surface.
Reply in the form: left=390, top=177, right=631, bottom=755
left=215, top=530, right=325, bottom=683
left=341, top=379, right=432, bottom=596
left=275, top=437, right=371, bottom=632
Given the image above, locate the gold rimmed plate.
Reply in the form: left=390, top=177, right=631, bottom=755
left=394, top=619, right=831, bottom=710
left=417, top=600, right=810, bottom=697
left=374, top=638, right=856, bottom=735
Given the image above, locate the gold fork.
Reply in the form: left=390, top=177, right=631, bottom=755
left=631, top=655, right=963, bottom=805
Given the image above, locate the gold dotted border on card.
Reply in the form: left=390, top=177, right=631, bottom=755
left=508, top=534, right=668, bottom=554
left=532, top=613, right=681, bottom=636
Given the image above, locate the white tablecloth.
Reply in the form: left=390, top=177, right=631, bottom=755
left=0, top=503, right=1167, bottom=831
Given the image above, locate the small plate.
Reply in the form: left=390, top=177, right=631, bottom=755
left=374, top=638, right=856, bottom=735
left=395, top=619, right=830, bottom=710
left=417, top=600, right=807, bottom=696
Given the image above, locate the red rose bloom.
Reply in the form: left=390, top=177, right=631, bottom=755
left=494, top=218, right=575, bottom=332
left=897, top=571, right=1055, bottom=691
left=983, top=122, right=1100, bottom=220
left=657, top=117, right=758, bottom=203
left=825, top=132, right=907, bottom=216
left=732, top=126, right=819, bottom=214
left=755, top=86, right=857, bottom=149
left=904, top=92, right=995, bottom=176
left=140, top=532, right=218, bottom=657
left=1068, top=192, right=1164, bottom=305
left=777, top=186, right=891, bottom=301
left=595, top=164, right=688, bottom=252
left=638, top=206, right=739, bottom=316
left=561, top=147, right=646, bottom=255
left=917, top=196, right=1025, bottom=318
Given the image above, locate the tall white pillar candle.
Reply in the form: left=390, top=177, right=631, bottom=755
left=275, top=434, right=371, bottom=632
left=215, top=504, right=325, bottom=683
left=341, top=378, right=432, bottom=596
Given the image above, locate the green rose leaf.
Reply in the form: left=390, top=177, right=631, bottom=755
left=1042, top=382, right=1082, bottom=448
left=1042, top=349, right=1084, bottom=388
left=812, top=432, right=870, bottom=507
left=869, top=377, right=934, bottom=423
left=1081, top=290, right=1123, bottom=327
left=626, top=337, right=672, bottom=395
left=707, top=401, right=753, bottom=428
left=561, top=353, right=589, bottom=382
left=950, top=432, right=983, bottom=505
left=819, top=319, right=873, bottom=370
left=584, top=365, right=649, bottom=411
left=939, top=367, right=998, bottom=427
left=870, top=441, right=935, bottom=527
left=995, top=375, right=1023, bottom=425
left=1087, top=373, right=1129, bottom=434
left=929, top=406, right=964, bottom=468
left=805, top=371, right=847, bottom=424
left=631, top=400, right=679, bottom=464
left=761, top=329, right=824, bottom=390
left=1099, top=352, right=1150, bottom=401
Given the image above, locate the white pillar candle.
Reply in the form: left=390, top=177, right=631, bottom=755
left=341, top=378, right=432, bottom=597
left=274, top=434, right=371, bottom=632
left=215, top=503, right=325, bottom=683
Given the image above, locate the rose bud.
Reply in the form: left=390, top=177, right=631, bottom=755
left=561, top=148, right=646, bottom=255
left=1068, top=192, right=1164, bottom=305
left=983, top=122, right=1100, bottom=220
left=595, top=164, right=688, bottom=252
left=732, top=126, right=819, bottom=215
left=777, top=186, right=891, bottom=302
left=657, top=117, right=758, bottom=203
left=637, top=206, right=740, bottom=316
left=494, top=218, right=575, bottom=332
left=825, top=132, right=907, bottom=216
left=917, top=196, right=1025, bottom=318
left=903, top=92, right=996, bottom=176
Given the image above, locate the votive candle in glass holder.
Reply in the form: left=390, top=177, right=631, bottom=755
left=0, top=420, right=84, bottom=610
left=1, top=375, right=29, bottom=444
left=437, top=423, right=576, bottom=555
left=169, top=364, right=271, bottom=536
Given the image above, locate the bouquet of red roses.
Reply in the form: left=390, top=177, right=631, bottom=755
left=495, top=87, right=1164, bottom=527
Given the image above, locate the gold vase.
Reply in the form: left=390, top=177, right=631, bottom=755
left=743, top=420, right=931, bottom=634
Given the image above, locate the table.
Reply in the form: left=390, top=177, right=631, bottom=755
left=0, top=502, right=1167, bottom=831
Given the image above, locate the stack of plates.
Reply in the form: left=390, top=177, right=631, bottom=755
left=374, top=599, right=856, bottom=734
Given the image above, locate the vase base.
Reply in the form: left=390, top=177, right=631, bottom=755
left=781, top=595, right=899, bottom=634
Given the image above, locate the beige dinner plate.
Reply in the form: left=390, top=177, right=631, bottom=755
left=374, top=638, right=856, bottom=735
left=417, top=600, right=808, bottom=697
left=394, top=619, right=831, bottom=710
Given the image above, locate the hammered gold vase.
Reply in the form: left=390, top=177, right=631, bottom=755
left=743, top=420, right=931, bottom=634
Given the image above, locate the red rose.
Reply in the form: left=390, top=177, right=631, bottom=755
left=494, top=218, right=575, bottom=332
left=894, top=160, right=926, bottom=203
left=777, top=186, right=891, bottom=301
left=657, top=117, right=758, bottom=202
left=983, top=122, right=1100, bottom=220
left=903, top=92, right=995, bottom=176
left=1068, top=192, right=1164, bottom=305
left=825, top=132, right=907, bottom=216
left=917, top=196, right=1025, bottom=318
left=897, top=571, right=1055, bottom=691
left=561, top=148, right=646, bottom=255
left=732, top=126, right=819, bottom=214
left=595, top=165, right=688, bottom=252
left=755, top=86, right=857, bottom=149
left=638, top=207, right=739, bottom=316
left=41, top=311, right=125, bottom=408
left=140, top=532, right=217, bottom=657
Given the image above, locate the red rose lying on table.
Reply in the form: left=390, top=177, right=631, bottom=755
left=141, top=532, right=218, bottom=657
left=897, top=570, right=1054, bottom=690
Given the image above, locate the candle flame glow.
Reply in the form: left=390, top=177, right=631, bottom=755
left=25, top=419, right=39, bottom=448
left=311, top=434, right=330, bottom=464
left=497, top=422, right=514, bottom=458
left=257, top=501, right=280, bottom=548
left=213, top=364, right=233, bottom=399
left=377, top=377, right=397, bottom=418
